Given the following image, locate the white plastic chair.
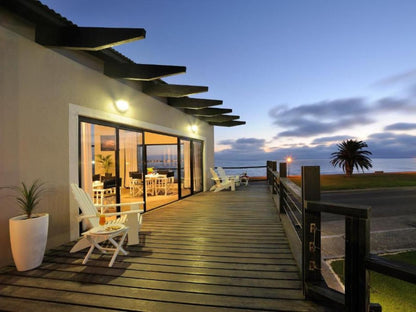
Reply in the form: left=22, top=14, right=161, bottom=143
left=155, top=177, right=169, bottom=195
left=217, top=167, right=241, bottom=186
left=209, top=168, right=235, bottom=192
left=70, top=183, right=144, bottom=252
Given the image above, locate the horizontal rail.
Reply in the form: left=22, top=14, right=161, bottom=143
left=366, top=254, right=416, bottom=284
left=306, top=200, right=370, bottom=219
left=219, top=165, right=266, bottom=169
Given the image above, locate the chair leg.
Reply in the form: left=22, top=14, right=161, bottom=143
left=108, top=231, right=128, bottom=267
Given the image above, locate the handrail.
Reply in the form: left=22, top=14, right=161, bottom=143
left=306, top=200, right=370, bottom=218
left=366, top=254, right=416, bottom=284
left=266, top=160, right=416, bottom=312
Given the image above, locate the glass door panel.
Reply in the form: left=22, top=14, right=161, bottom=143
left=193, top=140, right=203, bottom=193
left=119, top=129, right=144, bottom=205
left=80, top=122, right=117, bottom=205
left=180, top=139, right=192, bottom=197
left=144, top=132, right=179, bottom=210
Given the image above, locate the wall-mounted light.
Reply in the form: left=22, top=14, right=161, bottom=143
left=115, top=99, right=129, bottom=112
left=190, top=124, right=198, bottom=133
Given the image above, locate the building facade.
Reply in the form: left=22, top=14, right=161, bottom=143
left=0, top=0, right=244, bottom=267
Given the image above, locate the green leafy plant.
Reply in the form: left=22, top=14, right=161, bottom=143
left=96, top=154, right=114, bottom=174
left=1, top=179, right=46, bottom=218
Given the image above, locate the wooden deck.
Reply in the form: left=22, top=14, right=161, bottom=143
left=0, top=182, right=328, bottom=311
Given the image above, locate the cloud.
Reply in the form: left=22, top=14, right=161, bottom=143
left=215, top=137, right=269, bottom=161
left=373, top=69, right=416, bottom=87
left=269, top=95, right=416, bottom=139
left=269, top=98, right=377, bottom=138
left=216, top=132, right=416, bottom=164
left=384, top=122, right=416, bottom=131
left=366, top=132, right=416, bottom=158
left=311, top=135, right=352, bottom=145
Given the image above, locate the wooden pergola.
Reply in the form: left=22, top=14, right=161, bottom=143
left=4, top=0, right=245, bottom=127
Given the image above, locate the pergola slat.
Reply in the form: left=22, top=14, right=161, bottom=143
left=168, top=97, right=223, bottom=109
left=200, top=115, right=240, bottom=122
left=209, top=120, right=246, bottom=127
left=143, top=83, right=208, bottom=97
left=184, top=108, right=232, bottom=116
left=104, top=63, right=186, bottom=81
left=36, top=26, right=146, bottom=50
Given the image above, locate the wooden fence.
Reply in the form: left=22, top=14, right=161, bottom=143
left=266, top=161, right=416, bottom=312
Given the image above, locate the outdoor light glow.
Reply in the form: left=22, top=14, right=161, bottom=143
left=115, top=100, right=129, bottom=112
left=190, top=125, right=198, bottom=133
left=286, top=156, right=293, bottom=163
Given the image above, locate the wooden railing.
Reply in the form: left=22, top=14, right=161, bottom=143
left=266, top=161, right=416, bottom=312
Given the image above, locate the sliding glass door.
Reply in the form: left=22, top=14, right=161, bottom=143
left=180, top=139, right=192, bottom=197
left=79, top=118, right=203, bottom=211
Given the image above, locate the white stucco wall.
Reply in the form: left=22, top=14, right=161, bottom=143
left=0, top=17, right=215, bottom=267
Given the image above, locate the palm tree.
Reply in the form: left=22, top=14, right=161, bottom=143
left=330, top=139, right=373, bottom=177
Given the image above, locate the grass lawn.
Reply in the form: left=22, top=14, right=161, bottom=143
left=289, top=172, right=416, bottom=191
left=330, top=251, right=416, bottom=312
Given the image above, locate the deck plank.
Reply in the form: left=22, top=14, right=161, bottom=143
left=0, top=182, right=329, bottom=311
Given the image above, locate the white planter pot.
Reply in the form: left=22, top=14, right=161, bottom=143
left=9, top=213, right=49, bottom=271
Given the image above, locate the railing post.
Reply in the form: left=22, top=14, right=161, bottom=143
left=278, top=163, right=287, bottom=207
left=345, top=216, right=370, bottom=311
left=302, top=166, right=321, bottom=293
left=267, top=161, right=277, bottom=187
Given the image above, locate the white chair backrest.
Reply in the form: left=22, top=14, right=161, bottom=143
left=71, top=183, right=99, bottom=228
left=217, top=167, right=227, bottom=179
left=210, top=168, right=219, bottom=180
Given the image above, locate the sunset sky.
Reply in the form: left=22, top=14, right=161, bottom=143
left=40, top=0, right=416, bottom=162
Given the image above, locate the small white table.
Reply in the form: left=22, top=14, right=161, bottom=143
left=82, top=224, right=129, bottom=267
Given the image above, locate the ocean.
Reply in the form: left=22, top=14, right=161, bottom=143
left=215, top=158, right=416, bottom=177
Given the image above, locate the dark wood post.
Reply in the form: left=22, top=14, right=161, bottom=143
left=345, top=216, right=370, bottom=311
left=302, top=166, right=321, bottom=293
left=278, top=163, right=287, bottom=207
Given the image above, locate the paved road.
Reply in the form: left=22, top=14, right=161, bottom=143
left=319, top=187, right=416, bottom=258
left=321, top=186, right=416, bottom=219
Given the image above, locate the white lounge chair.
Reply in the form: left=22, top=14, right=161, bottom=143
left=209, top=168, right=235, bottom=192
left=217, top=167, right=241, bottom=186
left=70, top=183, right=144, bottom=253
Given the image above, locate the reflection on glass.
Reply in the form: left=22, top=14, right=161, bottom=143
left=193, top=141, right=203, bottom=192
left=180, top=139, right=192, bottom=197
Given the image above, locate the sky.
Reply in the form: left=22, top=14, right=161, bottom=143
left=40, top=0, right=416, bottom=163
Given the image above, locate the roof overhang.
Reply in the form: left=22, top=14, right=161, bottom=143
left=1, top=0, right=246, bottom=127
left=184, top=108, right=232, bottom=116
left=168, top=97, right=223, bottom=109
left=36, top=26, right=146, bottom=50
left=143, top=83, right=208, bottom=97
left=104, top=63, right=186, bottom=80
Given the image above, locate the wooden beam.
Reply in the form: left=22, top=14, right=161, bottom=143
left=208, top=120, right=246, bottom=127
left=36, top=26, right=146, bottom=50
left=184, top=108, right=232, bottom=116
left=143, top=83, right=208, bottom=97
left=200, top=115, right=240, bottom=122
left=168, top=97, right=223, bottom=109
left=104, top=63, right=186, bottom=81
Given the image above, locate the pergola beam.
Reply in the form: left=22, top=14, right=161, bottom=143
left=209, top=120, right=246, bottom=127
left=143, top=83, right=208, bottom=97
left=36, top=26, right=146, bottom=50
left=104, top=63, right=186, bottom=81
left=168, top=97, right=223, bottom=109
left=184, top=108, right=232, bottom=116
left=200, top=115, right=240, bottom=122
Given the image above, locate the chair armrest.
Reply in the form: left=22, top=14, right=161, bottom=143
left=77, top=209, right=143, bottom=222
left=95, top=201, right=144, bottom=208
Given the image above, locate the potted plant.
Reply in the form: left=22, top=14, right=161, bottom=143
left=3, top=179, right=49, bottom=271
left=96, top=154, right=114, bottom=177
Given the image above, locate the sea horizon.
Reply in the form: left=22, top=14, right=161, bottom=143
left=215, top=157, right=416, bottom=177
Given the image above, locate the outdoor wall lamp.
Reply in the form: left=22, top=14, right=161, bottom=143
left=190, top=124, right=198, bottom=133
left=115, top=99, right=129, bottom=112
